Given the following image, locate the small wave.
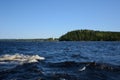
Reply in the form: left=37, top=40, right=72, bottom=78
left=0, top=53, right=45, bottom=64
left=79, top=66, right=86, bottom=71
left=48, top=61, right=120, bottom=71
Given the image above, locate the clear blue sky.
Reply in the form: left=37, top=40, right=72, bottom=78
left=0, top=0, right=120, bottom=39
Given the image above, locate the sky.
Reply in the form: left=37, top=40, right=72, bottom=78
left=0, top=0, right=120, bottom=39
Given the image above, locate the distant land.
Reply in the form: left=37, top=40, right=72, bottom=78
left=0, top=38, right=59, bottom=42
left=59, top=29, right=120, bottom=41
left=0, top=29, right=120, bottom=41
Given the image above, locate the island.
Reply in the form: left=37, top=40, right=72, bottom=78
left=59, top=29, right=120, bottom=41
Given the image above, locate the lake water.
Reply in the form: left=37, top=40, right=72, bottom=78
left=0, top=41, right=120, bottom=80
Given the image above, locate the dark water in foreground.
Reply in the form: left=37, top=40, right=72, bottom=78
left=0, top=41, right=120, bottom=80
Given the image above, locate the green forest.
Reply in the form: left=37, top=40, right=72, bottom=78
left=59, top=30, right=120, bottom=41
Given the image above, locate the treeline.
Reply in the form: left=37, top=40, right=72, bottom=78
left=0, top=38, right=58, bottom=42
left=59, top=30, right=120, bottom=41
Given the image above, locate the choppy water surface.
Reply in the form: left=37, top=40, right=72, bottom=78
left=0, top=41, right=120, bottom=80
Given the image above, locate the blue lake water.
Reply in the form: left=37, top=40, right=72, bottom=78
left=0, top=41, right=120, bottom=80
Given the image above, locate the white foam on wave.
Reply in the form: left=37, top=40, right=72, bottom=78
left=79, top=66, right=86, bottom=71
left=0, top=53, right=45, bottom=64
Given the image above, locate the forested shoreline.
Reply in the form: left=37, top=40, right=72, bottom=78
left=0, top=38, right=58, bottom=42
left=0, top=30, right=120, bottom=41
left=59, top=30, right=120, bottom=41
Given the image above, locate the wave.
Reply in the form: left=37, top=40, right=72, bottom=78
left=0, top=60, right=120, bottom=80
left=0, top=53, right=45, bottom=64
left=48, top=61, right=120, bottom=71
